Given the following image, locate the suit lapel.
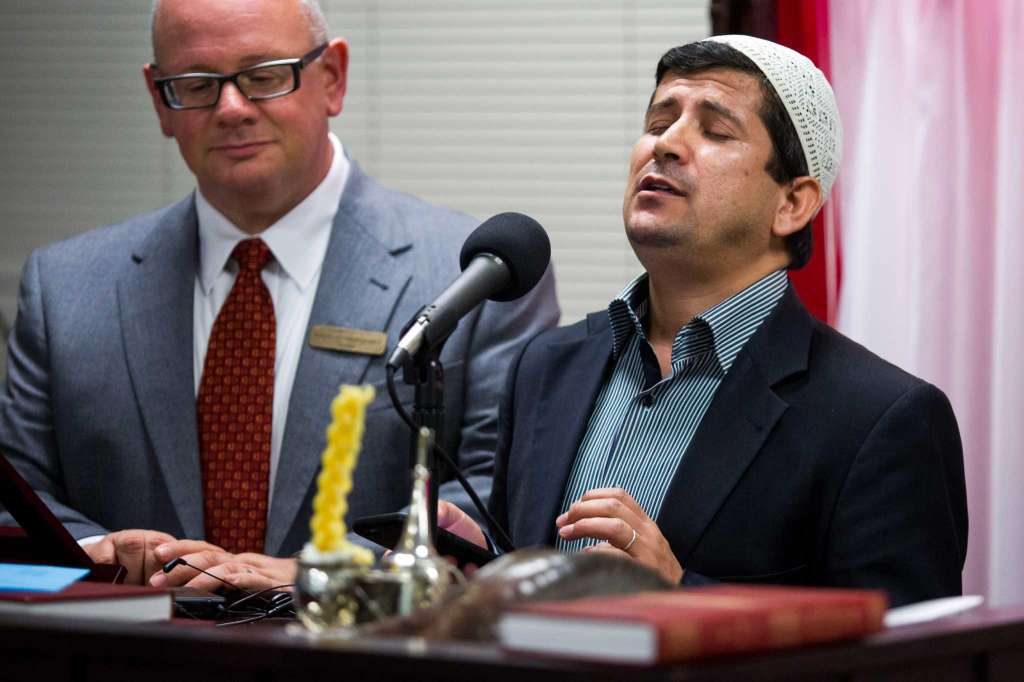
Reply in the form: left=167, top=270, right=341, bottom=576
left=513, top=314, right=613, bottom=547
left=117, top=198, right=204, bottom=540
left=657, top=288, right=813, bottom=562
left=265, top=166, right=411, bottom=555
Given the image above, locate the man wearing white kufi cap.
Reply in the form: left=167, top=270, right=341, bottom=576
left=440, top=36, right=967, bottom=607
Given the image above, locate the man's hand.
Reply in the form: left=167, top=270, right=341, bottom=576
left=148, top=540, right=296, bottom=592
left=437, top=500, right=488, bottom=549
left=556, top=487, right=684, bottom=584
left=436, top=500, right=488, bottom=576
left=84, top=529, right=178, bottom=585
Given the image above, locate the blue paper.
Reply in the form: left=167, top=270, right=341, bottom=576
left=0, top=563, right=90, bottom=593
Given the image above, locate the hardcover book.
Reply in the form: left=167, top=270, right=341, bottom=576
left=498, top=584, right=887, bottom=665
left=0, top=581, right=171, bottom=622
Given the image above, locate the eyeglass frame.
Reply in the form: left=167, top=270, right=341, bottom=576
left=151, top=43, right=329, bottom=111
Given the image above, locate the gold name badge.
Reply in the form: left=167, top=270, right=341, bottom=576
left=309, top=325, right=387, bottom=356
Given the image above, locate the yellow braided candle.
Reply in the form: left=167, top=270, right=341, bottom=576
left=306, top=384, right=375, bottom=565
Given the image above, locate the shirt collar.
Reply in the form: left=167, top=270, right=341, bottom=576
left=607, top=269, right=789, bottom=373
left=196, top=132, right=350, bottom=294
left=608, top=274, right=650, bottom=358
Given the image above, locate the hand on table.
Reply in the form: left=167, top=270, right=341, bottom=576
left=556, top=487, right=684, bottom=584
left=84, top=529, right=178, bottom=585
left=148, top=540, right=297, bottom=592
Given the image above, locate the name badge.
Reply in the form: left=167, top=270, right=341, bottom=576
left=308, top=325, right=387, bottom=356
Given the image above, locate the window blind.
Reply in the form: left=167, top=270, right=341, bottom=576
left=0, top=1, right=710, bottom=375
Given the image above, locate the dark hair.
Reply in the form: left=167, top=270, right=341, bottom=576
left=654, top=40, right=812, bottom=269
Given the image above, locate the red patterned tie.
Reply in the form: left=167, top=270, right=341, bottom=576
left=198, top=238, right=275, bottom=554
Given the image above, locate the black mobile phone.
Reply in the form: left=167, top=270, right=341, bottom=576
left=353, top=512, right=497, bottom=567
left=171, top=587, right=226, bottom=619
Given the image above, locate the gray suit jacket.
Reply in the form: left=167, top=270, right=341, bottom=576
left=0, top=162, right=559, bottom=557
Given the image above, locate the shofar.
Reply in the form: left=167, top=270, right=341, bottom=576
left=366, top=548, right=673, bottom=641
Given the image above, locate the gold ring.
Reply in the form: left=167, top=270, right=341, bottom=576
left=623, top=528, right=638, bottom=551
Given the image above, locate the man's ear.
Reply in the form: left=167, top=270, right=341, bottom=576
left=142, top=63, right=175, bottom=138
left=321, top=38, right=349, bottom=118
left=771, top=176, right=822, bottom=239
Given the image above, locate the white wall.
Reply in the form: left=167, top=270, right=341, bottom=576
left=0, top=1, right=710, bottom=373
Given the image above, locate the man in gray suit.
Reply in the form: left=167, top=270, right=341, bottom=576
left=0, top=0, right=558, bottom=589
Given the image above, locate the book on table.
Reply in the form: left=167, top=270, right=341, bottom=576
left=498, top=584, right=888, bottom=665
left=0, top=581, right=172, bottom=622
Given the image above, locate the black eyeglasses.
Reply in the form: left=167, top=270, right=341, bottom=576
left=152, top=43, right=328, bottom=110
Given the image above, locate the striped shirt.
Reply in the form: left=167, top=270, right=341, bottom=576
left=556, top=269, right=788, bottom=552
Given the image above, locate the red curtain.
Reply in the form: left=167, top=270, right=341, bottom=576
left=775, top=0, right=840, bottom=323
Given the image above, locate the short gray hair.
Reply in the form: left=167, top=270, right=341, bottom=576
left=298, top=0, right=329, bottom=45
left=151, top=0, right=329, bottom=55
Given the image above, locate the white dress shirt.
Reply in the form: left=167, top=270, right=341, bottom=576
left=194, top=133, right=350, bottom=501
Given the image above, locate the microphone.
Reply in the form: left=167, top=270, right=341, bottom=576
left=387, top=212, right=551, bottom=368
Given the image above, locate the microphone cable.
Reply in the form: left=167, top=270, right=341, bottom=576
left=162, top=557, right=295, bottom=624
left=216, top=588, right=295, bottom=627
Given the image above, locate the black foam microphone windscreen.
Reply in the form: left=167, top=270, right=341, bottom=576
left=458, top=212, right=551, bottom=302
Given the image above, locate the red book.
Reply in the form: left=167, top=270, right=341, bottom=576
left=499, top=584, right=887, bottom=665
left=0, top=581, right=171, bottom=622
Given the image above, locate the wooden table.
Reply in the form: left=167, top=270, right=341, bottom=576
left=2, top=604, right=1022, bottom=681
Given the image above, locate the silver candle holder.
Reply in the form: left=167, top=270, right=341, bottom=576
left=294, top=427, right=457, bottom=634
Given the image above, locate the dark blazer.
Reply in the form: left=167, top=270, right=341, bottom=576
left=0, top=162, right=560, bottom=557
left=491, top=286, right=967, bottom=606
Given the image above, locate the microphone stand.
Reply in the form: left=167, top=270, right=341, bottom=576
left=400, top=338, right=447, bottom=541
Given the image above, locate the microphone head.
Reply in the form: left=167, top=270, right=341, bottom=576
left=459, top=212, right=551, bottom=302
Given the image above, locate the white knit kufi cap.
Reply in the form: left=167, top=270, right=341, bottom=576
left=705, top=34, right=842, bottom=200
